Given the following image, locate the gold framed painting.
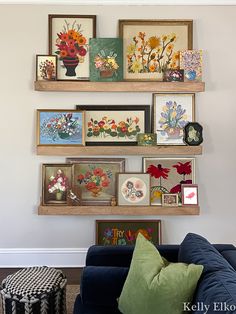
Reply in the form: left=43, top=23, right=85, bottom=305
left=119, top=19, right=193, bottom=81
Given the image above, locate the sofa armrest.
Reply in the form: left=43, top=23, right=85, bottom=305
left=80, top=266, right=129, bottom=307
left=220, top=250, right=236, bottom=270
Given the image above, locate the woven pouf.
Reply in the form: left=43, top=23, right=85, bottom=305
left=0, top=266, right=67, bottom=314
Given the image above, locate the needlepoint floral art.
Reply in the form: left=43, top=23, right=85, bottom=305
left=36, top=55, right=57, bottom=81
left=143, top=157, right=195, bottom=205
left=89, top=38, right=123, bottom=81
left=180, top=50, right=203, bottom=81
left=49, top=15, right=96, bottom=80
left=119, top=20, right=192, bottom=80
left=153, top=93, right=195, bottom=145
left=96, top=220, right=161, bottom=246
left=37, top=110, right=85, bottom=146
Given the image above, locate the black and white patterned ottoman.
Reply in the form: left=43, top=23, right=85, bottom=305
left=0, top=266, right=67, bottom=314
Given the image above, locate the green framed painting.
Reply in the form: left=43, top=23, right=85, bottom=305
left=96, top=220, right=162, bottom=245
left=89, top=38, right=123, bottom=81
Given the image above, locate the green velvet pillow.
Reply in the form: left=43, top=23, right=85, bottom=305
left=118, top=234, right=203, bottom=314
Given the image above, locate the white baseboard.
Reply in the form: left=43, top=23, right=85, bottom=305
left=0, top=248, right=88, bottom=268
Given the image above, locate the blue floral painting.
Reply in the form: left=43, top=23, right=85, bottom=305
left=38, top=110, right=84, bottom=145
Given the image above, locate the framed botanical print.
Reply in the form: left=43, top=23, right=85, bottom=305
left=117, top=173, right=151, bottom=206
left=36, top=55, right=57, bottom=81
left=76, top=105, right=150, bottom=145
left=37, top=110, right=85, bottom=146
left=96, top=220, right=162, bottom=245
left=182, top=184, right=198, bottom=206
left=42, top=164, right=73, bottom=206
left=180, top=50, right=203, bottom=82
left=89, top=38, right=123, bottom=82
left=153, top=93, right=195, bottom=145
left=119, top=19, right=193, bottom=81
left=66, top=158, right=125, bottom=205
left=49, top=14, right=96, bottom=80
left=143, top=157, right=195, bottom=206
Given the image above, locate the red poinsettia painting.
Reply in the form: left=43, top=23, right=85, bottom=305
left=143, top=158, right=195, bottom=205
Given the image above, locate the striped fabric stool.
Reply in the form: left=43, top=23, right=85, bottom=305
left=0, top=266, right=67, bottom=314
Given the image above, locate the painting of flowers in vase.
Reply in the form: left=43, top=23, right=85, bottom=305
left=143, top=157, right=195, bottom=205
left=37, top=110, right=85, bottom=146
left=76, top=105, right=150, bottom=145
left=49, top=15, right=96, bottom=80
left=89, top=38, right=123, bottom=81
left=42, top=164, right=73, bottom=205
left=67, top=158, right=125, bottom=205
left=119, top=20, right=192, bottom=80
left=153, top=93, right=195, bottom=145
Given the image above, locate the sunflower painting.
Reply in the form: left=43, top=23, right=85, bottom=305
left=119, top=20, right=192, bottom=80
left=143, top=157, right=195, bottom=205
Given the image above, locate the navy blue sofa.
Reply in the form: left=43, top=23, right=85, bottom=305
left=74, top=233, right=236, bottom=314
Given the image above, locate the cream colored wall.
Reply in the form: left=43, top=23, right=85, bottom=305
left=0, top=4, right=235, bottom=254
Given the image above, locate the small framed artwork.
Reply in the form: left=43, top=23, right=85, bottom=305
left=36, top=55, right=57, bottom=81
left=163, top=69, right=184, bottom=82
left=143, top=157, right=195, bottom=206
left=76, top=105, right=150, bottom=146
left=89, top=38, right=123, bottom=82
left=119, top=19, right=193, bottom=81
left=137, top=133, right=156, bottom=146
left=37, top=110, right=85, bottom=146
left=184, top=122, right=203, bottom=146
left=182, top=184, right=198, bottom=206
left=49, top=14, right=96, bottom=80
left=180, top=50, right=202, bottom=81
left=117, top=173, right=151, bottom=206
left=42, top=164, right=73, bottom=205
left=162, top=193, right=178, bottom=206
left=153, top=93, right=195, bottom=145
left=96, top=220, right=161, bottom=245
left=66, top=158, right=125, bottom=205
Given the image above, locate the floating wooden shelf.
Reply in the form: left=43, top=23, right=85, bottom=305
left=38, top=205, right=200, bottom=216
left=34, top=81, right=205, bottom=93
left=37, top=145, right=202, bottom=156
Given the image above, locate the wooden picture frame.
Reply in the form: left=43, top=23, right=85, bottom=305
left=37, top=109, right=85, bottom=146
left=181, top=184, right=198, bottom=206
left=66, top=158, right=125, bottom=206
left=48, top=14, right=96, bottom=81
left=42, top=163, right=73, bottom=206
left=96, top=219, right=162, bottom=245
left=117, top=173, right=151, bottom=206
left=119, top=19, right=193, bottom=81
left=162, top=193, right=179, bottom=206
left=153, top=93, right=195, bottom=145
left=76, top=105, right=150, bottom=146
left=36, top=55, right=57, bottom=81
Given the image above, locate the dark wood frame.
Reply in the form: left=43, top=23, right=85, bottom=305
left=183, top=122, right=203, bottom=146
left=76, top=105, right=150, bottom=146
left=117, top=172, right=151, bottom=206
left=96, top=219, right=162, bottom=245
left=36, top=55, right=57, bottom=81
left=181, top=184, right=199, bottom=206
left=66, top=158, right=125, bottom=206
left=48, top=14, right=96, bottom=81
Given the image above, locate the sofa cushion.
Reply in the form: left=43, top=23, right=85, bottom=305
left=179, top=233, right=236, bottom=314
left=118, top=233, right=203, bottom=314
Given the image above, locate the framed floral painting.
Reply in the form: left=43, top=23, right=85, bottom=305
left=49, top=14, right=96, bottom=80
left=66, top=158, right=125, bottom=205
left=96, top=220, right=161, bottom=245
left=182, top=184, right=198, bottom=206
left=37, top=110, right=85, bottom=146
left=76, top=105, right=150, bottom=145
left=117, top=173, right=151, bottom=206
left=89, top=38, right=123, bottom=82
left=153, top=93, right=195, bottom=145
left=143, top=157, right=195, bottom=206
left=42, top=164, right=73, bottom=205
left=36, top=55, right=57, bottom=81
left=180, top=50, right=203, bottom=81
left=119, top=19, right=193, bottom=81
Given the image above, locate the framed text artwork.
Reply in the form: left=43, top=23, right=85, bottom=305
left=37, top=110, right=85, bottom=146
left=153, top=93, right=195, bottom=145
left=119, top=19, right=193, bottom=81
left=66, top=158, right=125, bottom=205
left=96, top=220, right=162, bottom=245
left=48, top=14, right=96, bottom=80
left=76, top=105, right=150, bottom=145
